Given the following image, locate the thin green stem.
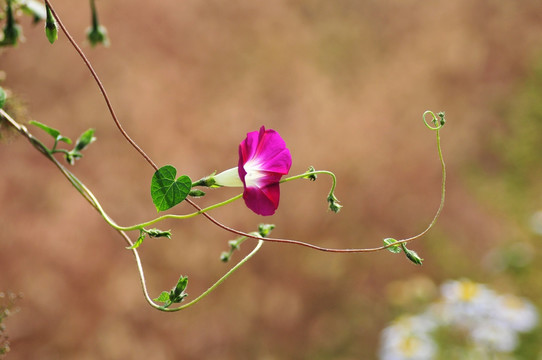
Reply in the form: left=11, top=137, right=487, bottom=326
left=117, top=194, right=243, bottom=232
left=282, top=169, right=337, bottom=191
left=157, top=239, right=264, bottom=312
left=5, top=0, right=14, bottom=27
left=89, top=0, right=98, bottom=29
left=57, top=170, right=243, bottom=232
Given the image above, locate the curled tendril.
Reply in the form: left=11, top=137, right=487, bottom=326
left=423, top=110, right=446, bottom=131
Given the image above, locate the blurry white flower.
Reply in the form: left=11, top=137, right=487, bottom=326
left=494, top=294, right=538, bottom=332
left=471, top=320, right=518, bottom=353
left=380, top=315, right=437, bottom=360
left=379, top=279, right=539, bottom=359
left=440, top=279, right=497, bottom=327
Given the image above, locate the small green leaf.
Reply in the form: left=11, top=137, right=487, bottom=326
left=0, top=87, right=5, bottom=109
left=30, top=120, right=61, bottom=139
left=30, top=120, right=73, bottom=144
left=153, top=291, right=170, bottom=303
left=126, top=232, right=146, bottom=250
left=383, top=238, right=402, bottom=254
left=151, top=165, right=192, bottom=212
left=74, top=128, right=96, bottom=151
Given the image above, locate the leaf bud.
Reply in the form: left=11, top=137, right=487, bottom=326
left=258, top=223, right=275, bottom=237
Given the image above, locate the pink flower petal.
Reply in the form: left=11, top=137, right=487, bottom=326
left=238, top=126, right=292, bottom=216
left=243, top=183, right=281, bottom=216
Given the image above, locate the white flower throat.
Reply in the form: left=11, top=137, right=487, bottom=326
left=243, top=160, right=266, bottom=188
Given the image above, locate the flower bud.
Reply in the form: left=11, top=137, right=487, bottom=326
left=45, top=5, right=58, bottom=44
left=86, top=24, right=109, bottom=47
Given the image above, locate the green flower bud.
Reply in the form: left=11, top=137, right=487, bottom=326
left=86, top=24, right=109, bottom=47
left=1, top=23, right=21, bottom=47
left=327, top=193, right=343, bottom=213
left=45, top=22, right=58, bottom=44
left=145, top=228, right=172, bottom=239
left=401, top=243, right=423, bottom=265
left=188, top=189, right=206, bottom=197
left=438, top=112, right=446, bottom=126
left=45, top=5, right=58, bottom=44
left=220, top=252, right=231, bottom=263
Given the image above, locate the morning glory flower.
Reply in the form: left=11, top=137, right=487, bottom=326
left=213, top=126, right=292, bottom=216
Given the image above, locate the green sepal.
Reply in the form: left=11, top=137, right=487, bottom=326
left=191, top=173, right=216, bottom=188
left=151, top=165, right=192, bottom=212
left=304, top=166, right=318, bottom=181
left=383, top=238, right=402, bottom=254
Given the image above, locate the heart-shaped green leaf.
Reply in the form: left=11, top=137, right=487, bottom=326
left=151, top=165, right=191, bottom=212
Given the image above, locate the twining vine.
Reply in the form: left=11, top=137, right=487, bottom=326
left=0, top=0, right=447, bottom=312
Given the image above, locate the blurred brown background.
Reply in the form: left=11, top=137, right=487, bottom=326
left=2, top=0, right=542, bottom=359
